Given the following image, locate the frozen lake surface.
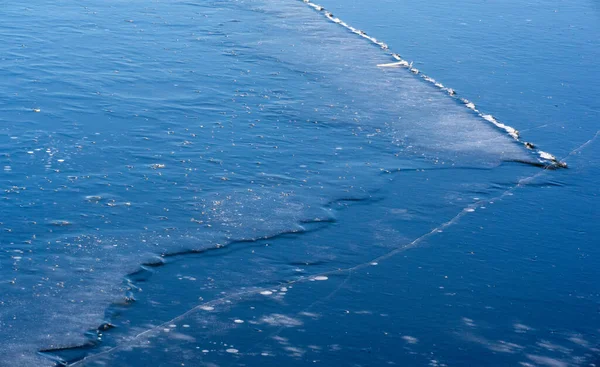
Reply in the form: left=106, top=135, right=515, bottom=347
left=0, top=0, right=598, bottom=366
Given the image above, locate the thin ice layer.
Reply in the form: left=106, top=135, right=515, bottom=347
left=0, top=0, right=546, bottom=365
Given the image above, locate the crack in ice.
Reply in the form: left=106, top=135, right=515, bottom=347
left=300, top=0, right=567, bottom=169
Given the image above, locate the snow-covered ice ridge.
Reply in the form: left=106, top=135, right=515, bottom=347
left=300, top=0, right=567, bottom=168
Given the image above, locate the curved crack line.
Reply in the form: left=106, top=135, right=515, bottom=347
left=58, top=174, right=538, bottom=366
left=568, top=130, right=599, bottom=157
left=61, top=189, right=514, bottom=366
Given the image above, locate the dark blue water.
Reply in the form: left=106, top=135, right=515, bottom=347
left=0, top=0, right=598, bottom=366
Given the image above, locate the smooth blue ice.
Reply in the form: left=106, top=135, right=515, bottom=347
left=0, top=0, right=598, bottom=366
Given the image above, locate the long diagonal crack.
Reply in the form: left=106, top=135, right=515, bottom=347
left=299, top=0, right=567, bottom=169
